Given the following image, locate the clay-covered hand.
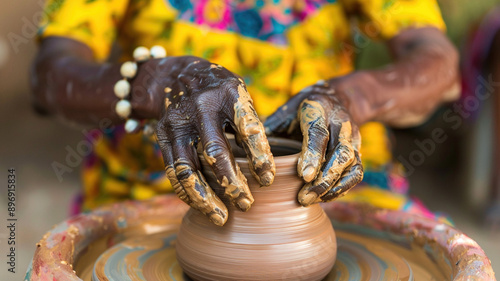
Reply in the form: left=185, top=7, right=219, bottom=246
left=264, top=79, right=363, bottom=206
left=139, top=56, right=275, bottom=226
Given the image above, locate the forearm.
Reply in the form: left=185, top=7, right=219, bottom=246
left=31, top=37, right=198, bottom=125
left=32, top=37, right=126, bottom=125
left=346, top=27, right=460, bottom=126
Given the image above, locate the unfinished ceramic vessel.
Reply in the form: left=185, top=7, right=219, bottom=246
left=27, top=187, right=496, bottom=280
left=175, top=138, right=337, bottom=281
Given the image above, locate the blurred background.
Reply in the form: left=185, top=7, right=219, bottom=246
left=0, top=0, right=500, bottom=280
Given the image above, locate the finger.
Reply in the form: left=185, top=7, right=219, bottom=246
left=232, top=84, right=275, bottom=186
left=298, top=121, right=356, bottom=206
left=263, top=104, right=298, bottom=136
left=199, top=118, right=254, bottom=212
left=351, top=124, right=361, bottom=151
left=171, top=136, right=228, bottom=226
left=297, top=98, right=329, bottom=183
left=156, top=126, right=191, bottom=204
left=320, top=151, right=363, bottom=202
left=264, top=90, right=311, bottom=136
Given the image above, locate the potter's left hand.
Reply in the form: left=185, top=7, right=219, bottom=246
left=264, top=76, right=365, bottom=206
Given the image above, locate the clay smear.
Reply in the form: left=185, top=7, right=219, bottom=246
left=202, top=147, right=217, bottom=165
left=299, top=120, right=355, bottom=206
left=173, top=161, right=228, bottom=226
left=297, top=99, right=328, bottom=183
left=164, top=98, right=172, bottom=110
left=233, top=84, right=275, bottom=186
left=165, top=166, right=188, bottom=203
left=219, top=164, right=254, bottom=211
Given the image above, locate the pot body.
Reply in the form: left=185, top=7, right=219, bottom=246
left=176, top=139, right=337, bottom=281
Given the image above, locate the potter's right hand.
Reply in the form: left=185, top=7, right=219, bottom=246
left=144, top=57, right=275, bottom=226
left=264, top=76, right=365, bottom=206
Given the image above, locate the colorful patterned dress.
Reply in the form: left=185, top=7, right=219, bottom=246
left=38, top=0, right=450, bottom=223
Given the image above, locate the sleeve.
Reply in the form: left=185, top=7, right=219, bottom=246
left=37, top=0, right=130, bottom=61
left=339, top=0, right=446, bottom=40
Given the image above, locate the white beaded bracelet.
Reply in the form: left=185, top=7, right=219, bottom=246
left=114, top=45, right=167, bottom=135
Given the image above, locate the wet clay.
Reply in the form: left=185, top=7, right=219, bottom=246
left=27, top=139, right=494, bottom=281
left=233, top=84, right=275, bottom=186
left=28, top=195, right=495, bottom=281
left=176, top=138, right=337, bottom=281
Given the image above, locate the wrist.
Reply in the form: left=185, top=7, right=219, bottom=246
left=129, top=56, right=209, bottom=120
left=111, top=46, right=171, bottom=134
left=130, top=59, right=163, bottom=120
left=329, top=71, right=379, bottom=125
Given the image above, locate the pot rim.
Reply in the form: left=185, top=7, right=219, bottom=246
left=197, top=135, right=302, bottom=175
left=220, top=135, right=302, bottom=168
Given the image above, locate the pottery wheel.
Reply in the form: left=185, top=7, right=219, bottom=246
left=89, top=220, right=446, bottom=281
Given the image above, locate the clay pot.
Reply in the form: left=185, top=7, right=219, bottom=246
left=176, top=137, right=337, bottom=281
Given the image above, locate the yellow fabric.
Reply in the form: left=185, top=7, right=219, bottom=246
left=339, top=0, right=446, bottom=40
left=337, top=187, right=406, bottom=210
left=82, top=133, right=174, bottom=210
left=359, top=122, right=392, bottom=168
left=39, top=0, right=130, bottom=60
left=38, top=0, right=445, bottom=115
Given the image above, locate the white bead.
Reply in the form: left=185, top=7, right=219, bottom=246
left=125, top=119, right=140, bottom=133
left=115, top=99, right=132, bottom=119
left=133, top=46, right=150, bottom=61
left=114, top=79, right=131, bottom=99
left=143, top=124, right=155, bottom=136
left=150, top=45, right=167, bottom=59
left=120, top=61, right=137, bottom=79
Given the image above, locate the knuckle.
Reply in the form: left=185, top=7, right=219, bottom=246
left=305, top=140, right=327, bottom=159
left=174, top=163, right=194, bottom=181
left=334, top=185, right=353, bottom=196
left=176, top=190, right=188, bottom=200
left=194, top=96, right=209, bottom=110
left=161, top=117, right=176, bottom=131
left=336, top=144, right=354, bottom=165
left=155, top=122, right=170, bottom=141
left=306, top=92, right=324, bottom=101
left=238, top=113, right=262, bottom=137
left=204, top=141, right=227, bottom=160
left=156, top=138, right=170, bottom=152
left=353, top=165, right=364, bottom=183
left=252, top=155, right=267, bottom=170
left=309, top=84, right=328, bottom=93
left=165, top=165, right=177, bottom=180
left=174, top=183, right=184, bottom=193
left=310, top=181, right=330, bottom=195
left=308, top=122, right=329, bottom=138
left=175, top=186, right=190, bottom=203
left=223, top=77, right=240, bottom=89
left=243, top=120, right=262, bottom=136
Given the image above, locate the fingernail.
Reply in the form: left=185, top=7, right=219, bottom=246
left=259, top=171, right=274, bottom=186
left=209, top=213, right=226, bottom=226
left=236, top=198, right=253, bottom=212
left=299, top=192, right=318, bottom=207
left=302, top=166, right=316, bottom=182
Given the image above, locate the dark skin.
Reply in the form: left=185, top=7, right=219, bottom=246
left=265, top=27, right=459, bottom=205
left=32, top=39, right=275, bottom=226
left=32, top=27, right=459, bottom=225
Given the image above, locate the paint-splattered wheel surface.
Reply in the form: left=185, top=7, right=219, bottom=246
left=86, top=227, right=450, bottom=280
left=26, top=195, right=495, bottom=281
